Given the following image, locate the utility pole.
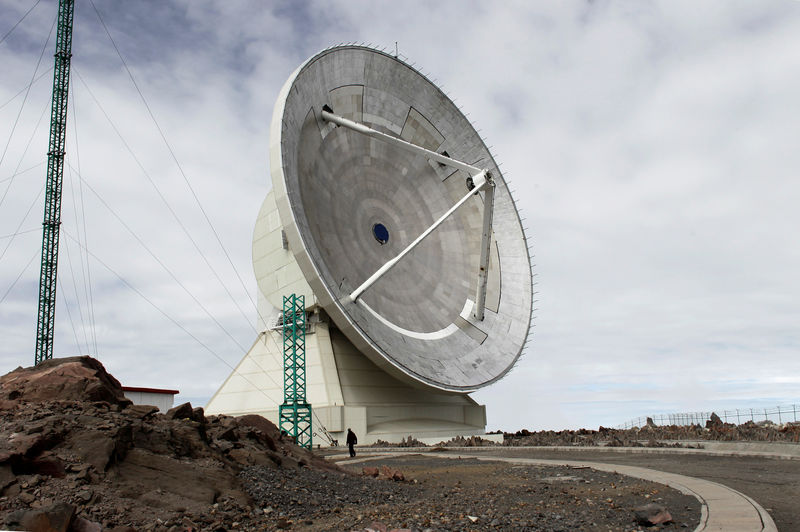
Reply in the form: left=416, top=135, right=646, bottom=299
left=35, top=0, right=75, bottom=365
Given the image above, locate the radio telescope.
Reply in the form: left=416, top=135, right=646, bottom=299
left=206, top=46, right=532, bottom=444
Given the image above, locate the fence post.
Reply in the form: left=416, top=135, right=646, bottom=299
left=778, top=406, right=781, bottom=424
left=736, top=409, right=740, bottom=425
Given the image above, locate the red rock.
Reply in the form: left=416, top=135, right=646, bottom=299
left=191, top=407, right=207, bottom=424
left=0, top=356, right=348, bottom=528
left=362, top=466, right=379, bottom=477
left=634, top=503, right=673, bottom=525
left=70, top=516, right=102, bottom=532
left=0, top=464, right=15, bottom=491
left=123, top=404, right=159, bottom=419
left=706, top=412, right=723, bottom=429
left=0, top=357, right=130, bottom=406
left=0, top=399, right=18, bottom=409
left=69, top=433, right=117, bottom=472
left=218, top=426, right=239, bottom=442
left=236, top=415, right=280, bottom=451
left=364, top=521, right=387, bottom=532
left=166, top=402, right=194, bottom=420
left=12, top=501, right=75, bottom=532
left=27, top=454, right=66, bottom=478
left=228, top=447, right=280, bottom=468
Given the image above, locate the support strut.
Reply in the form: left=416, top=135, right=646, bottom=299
left=321, top=109, right=496, bottom=320
left=344, top=171, right=489, bottom=305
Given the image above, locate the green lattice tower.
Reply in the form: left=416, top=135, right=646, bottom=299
left=278, top=294, right=312, bottom=449
left=35, top=0, right=75, bottom=365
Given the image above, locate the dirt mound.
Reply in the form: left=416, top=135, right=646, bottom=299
left=0, top=356, right=344, bottom=531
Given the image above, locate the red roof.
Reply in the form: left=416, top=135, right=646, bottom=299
left=122, top=386, right=179, bottom=395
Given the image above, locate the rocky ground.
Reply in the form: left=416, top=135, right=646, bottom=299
left=0, top=356, right=772, bottom=531
left=0, top=356, right=339, bottom=531
left=371, top=416, right=800, bottom=452
left=305, top=455, right=700, bottom=531
left=500, top=415, right=800, bottom=447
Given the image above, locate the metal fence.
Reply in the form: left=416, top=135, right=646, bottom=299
left=618, top=404, right=800, bottom=429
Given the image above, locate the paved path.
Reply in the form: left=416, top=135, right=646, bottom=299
left=331, top=450, right=777, bottom=532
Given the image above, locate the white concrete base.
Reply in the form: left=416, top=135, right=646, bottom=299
left=205, top=316, right=487, bottom=445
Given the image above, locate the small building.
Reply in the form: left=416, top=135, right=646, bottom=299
left=122, top=386, right=179, bottom=413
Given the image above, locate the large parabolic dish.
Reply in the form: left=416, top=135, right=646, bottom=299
left=270, top=46, right=532, bottom=393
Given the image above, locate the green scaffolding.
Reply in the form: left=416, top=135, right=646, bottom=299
left=278, top=294, right=312, bottom=449
left=35, top=0, right=75, bottom=365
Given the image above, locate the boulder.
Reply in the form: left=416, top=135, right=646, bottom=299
left=379, top=465, right=405, bottom=481
left=634, top=503, right=673, bottom=525
left=0, top=464, right=15, bottom=491
left=26, top=454, right=66, bottom=478
left=0, top=357, right=130, bottom=406
left=236, top=415, right=281, bottom=451
left=166, top=402, right=194, bottom=420
left=123, top=404, right=159, bottom=419
left=69, top=433, right=117, bottom=472
left=191, top=407, right=207, bottom=424
left=362, top=466, right=379, bottom=477
left=70, top=516, right=102, bottom=532
left=5, top=501, right=75, bottom=532
left=706, top=412, right=723, bottom=429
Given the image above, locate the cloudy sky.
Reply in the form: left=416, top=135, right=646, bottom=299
left=1, top=0, right=799, bottom=431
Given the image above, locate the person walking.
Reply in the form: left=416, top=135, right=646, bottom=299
left=346, top=428, right=357, bottom=457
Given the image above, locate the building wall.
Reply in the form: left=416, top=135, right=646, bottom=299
left=122, top=391, right=175, bottom=413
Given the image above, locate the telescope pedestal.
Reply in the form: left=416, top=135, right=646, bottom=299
left=205, top=317, right=486, bottom=445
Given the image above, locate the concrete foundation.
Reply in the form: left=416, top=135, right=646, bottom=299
left=205, top=317, right=486, bottom=445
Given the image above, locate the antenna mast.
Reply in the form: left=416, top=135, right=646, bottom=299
left=35, top=0, right=75, bottom=364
